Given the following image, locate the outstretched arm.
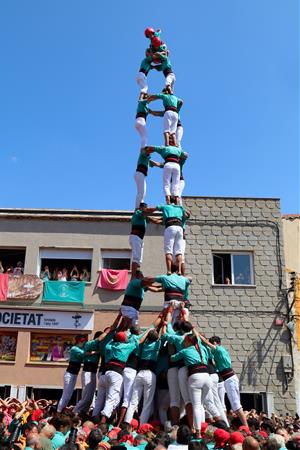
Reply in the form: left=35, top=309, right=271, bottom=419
left=198, top=333, right=216, bottom=350
left=147, top=95, right=159, bottom=103
left=143, top=146, right=155, bottom=155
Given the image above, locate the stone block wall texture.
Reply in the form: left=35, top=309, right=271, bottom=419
left=183, top=196, right=296, bottom=414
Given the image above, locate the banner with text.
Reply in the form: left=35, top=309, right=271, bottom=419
left=0, top=308, right=94, bottom=330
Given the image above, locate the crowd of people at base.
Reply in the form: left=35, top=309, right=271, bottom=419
left=40, top=266, right=91, bottom=282
left=0, top=396, right=299, bottom=450
left=0, top=261, right=24, bottom=275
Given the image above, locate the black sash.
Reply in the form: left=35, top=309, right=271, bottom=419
left=138, top=359, right=156, bottom=373
left=83, top=361, right=98, bottom=373
left=122, top=294, right=143, bottom=311
left=130, top=225, right=146, bottom=239
left=165, top=156, right=180, bottom=164
left=136, top=164, right=148, bottom=176
left=163, top=68, right=172, bottom=76
left=136, top=112, right=147, bottom=120
left=220, top=368, right=235, bottom=381
left=188, top=364, right=208, bottom=376
left=165, top=106, right=178, bottom=113
left=165, top=217, right=182, bottom=228
left=105, top=359, right=126, bottom=375
left=126, top=352, right=139, bottom=370
left=164, top=287, right=184, bottom=302
left=67, top=361, right=81, bottom=375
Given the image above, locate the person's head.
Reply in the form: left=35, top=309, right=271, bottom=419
left=229, top=432, right=245, bottom=447
left=183, top=334, right=197, bottom=348
left=261, top=419, right=275, bottom=435
left=24, top=422, right=39, bottom=437
left=39, top=424, right=56, bottom=439
left=94, top=331, right=102, bottom=340
left=130, top=325, right=141, bottom=335
left=176, top=425, right=192, bottom=445
left=87, top=429, right=103, bottom=449
left=147, top=329, right=159, bottom=342
left=180, top=321, right=193, bottom=334
left=75, top=335, right=88, bottom=347
left=26, top=434, right=41, bottom=449
left=50, top=416, right=71, bottom=435
left=17, top=261, right=23, bottom=268
left=173, top=320, right=182, bottom=332
left=170, top=196, right=177, bottom=204
left=114, top=331, right=128, bottom=343
left=139, top=202, right=148, bottom=211
left=209, top=336, right=221, bottom=346
left=214, top=429, right=231, bottom=448
left=247, top=418, right=259, bottom=432
left=275, top=428, right=290, bottom=443
left=266, top=435, right=286, bottom=450
left=135, top=269, right=144, bottom=279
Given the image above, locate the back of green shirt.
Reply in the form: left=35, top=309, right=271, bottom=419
left=154, top=273, right=190, bottom=300
left=136, top=99, right=149, bottom=114
left=155, top=93, right=181, bottom=109
left=156, top=204, right=184, bottom=222
left=83, top=339, right=101, bottom=363
left=140, top=339, right=161, bottom=361
left=131, top=209, right=148, bottom=228
left=212, top=345, right=232, bottom=371
left=124, top=279, right=145, bottom=300
left=69, top=345, right=84, bottom=363
left=171, top=340, right=208, bottom=366
left=105, top=338, right=139, bottom=363
left=153, top=145, right=183, bottom=161
left=137, top=152, right=150, bottom=168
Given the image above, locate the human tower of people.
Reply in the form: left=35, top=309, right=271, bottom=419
left=57, top=28, right=248, bottom=439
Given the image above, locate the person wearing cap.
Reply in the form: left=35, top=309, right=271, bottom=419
left=199, top=335, right=248, bottom=428
left=214, top=428, right=231, bottom=449
left=74, top=316, right=121, bottom=415
left=170, top=327, right=221, bottom=439
left=125, top=324, right=163, bottom=425
left=100, top=329, right=152, bottom=422
left=147, top=87, right=183, bottom=147
left=57, top=335, right=87, bottom=413
left=143, top=145, right=187, bottom=205
left=129, top=202, right=161, bottom=277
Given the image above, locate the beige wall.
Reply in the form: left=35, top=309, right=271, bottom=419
left=0, top=311, right=158, bottom=389
left=0, top=217, right=165, bottom=308
left=282, top=217, right=300, bottom=276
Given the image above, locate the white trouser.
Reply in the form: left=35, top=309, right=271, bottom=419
left=156, top=388, right=170, bottom=424
left=165, top=72, right=176, bottom=90
left=135, top=117, right=148, bottom=147
left=172, top=238, right=186, bottom=263
left=164, top=225, right=184, bottom=255
left=136, top=72, right=148, bottom=93
left=176, top=125, right=184, bottom=147
left=164, top=111, right=178, bottom=134
left=188, top=372, right=219, bottom=431
left=134, top=171, right=146, bottom=209
left=129, top=234, right=144, bottom=265
left=57, top=371, right=78, bottom=412
left=224, top=375, right=242, bottom=411
left=218, top=381, right=226, bottom=410
left=167, top=367, right=181, bottom=408
left=178, top=179, right=185, bottom=199
left=163, top=162, right=180, bottom=197
left=122, top=367, right=137, bottom=408
left=178, top=366, right=190, bottom=405
left=101, top=370, right=123, bottom=418
left=92, top=373, right=106, bottom=417
left=120, top=305, right=139, bottom=326
left=164, top=300, right=189, bottom=324
left=125, top=370, right=156, bottom=425
left=74, top=371, right=97, bottom=414
left=210, top=373, right=229, bottom=424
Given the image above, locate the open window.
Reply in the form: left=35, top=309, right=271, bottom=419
left=0, top=248, right=26, bottom=274
left=101, top=250, right=131, bottom=270
left=30, top=332, right=87, bottom=363
left=39, top=248, right=92, bottom=282
left=212, top=252, right=254, bottom=285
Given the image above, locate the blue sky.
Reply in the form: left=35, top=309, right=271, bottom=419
left=0, top=0, right=298, bottom=213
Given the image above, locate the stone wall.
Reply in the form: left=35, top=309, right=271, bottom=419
left=184, top=196, right=296, bottom=414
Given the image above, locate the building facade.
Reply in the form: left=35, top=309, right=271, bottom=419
left=0, top=199, right=297, bottom=414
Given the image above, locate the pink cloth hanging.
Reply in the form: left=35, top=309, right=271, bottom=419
left=97, top=269, right=128, bottom=290
left=0, top=273, right=9, bottom=300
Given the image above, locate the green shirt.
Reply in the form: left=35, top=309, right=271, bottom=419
left=51, top=431, right=67, bottom=450
left=131, top=209, right=148, bottom=228
left=139, top=56, right=153, bottom=73
left=83, top=338, right=101, bottom=364
left=137, top=152, right=150, bottom=168
left=156, top=204, right=185, bottom=223
left=140, top=339, right=161, bottom=361
left=171, top=340, right=208, bottom=366
left=152, top=145, right=183, bottom=161
left=124, top=279, right=145, bottom=301
left=154, top=54, right=172, bottom=71
left=211, top=345, right=232, bottom=371
left=154, top=273, right=190, bottom=300
left=164, top=323, right=185, bottom=352
left=136, top=99, right=149, bottom=115
left=155, top=93, right=183, bottom=111
left=69, top=345, right=84, bottom=363
left=105, top=338, right=139, bottom=363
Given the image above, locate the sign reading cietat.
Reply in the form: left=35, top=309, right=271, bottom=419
left=0, top=309, right=94, bottom=331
